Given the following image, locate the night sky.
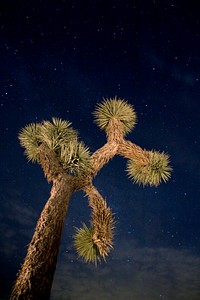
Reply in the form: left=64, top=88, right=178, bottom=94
left=1, top=1, right=200, bottom=299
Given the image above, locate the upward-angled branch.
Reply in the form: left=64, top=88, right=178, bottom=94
left=38, top=143, right=67, bottom=182
left=89, top=118, right=126, bottom=176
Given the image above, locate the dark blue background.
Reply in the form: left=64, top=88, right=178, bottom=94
left=1, top=1, right=200, bottom=299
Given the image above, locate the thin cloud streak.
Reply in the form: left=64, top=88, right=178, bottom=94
left=51, top=242, right=200, bottom=300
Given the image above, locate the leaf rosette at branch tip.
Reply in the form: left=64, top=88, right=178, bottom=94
left=93, top=97, right=137, bottom=135
left=18, top=118, right=91, bottom=175
left=39, top=118, right=77, bottom=152
left=127, top=150, right=172, bottom=187
left=73, top=224, right=101, bottom=265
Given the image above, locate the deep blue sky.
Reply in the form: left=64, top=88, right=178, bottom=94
left=1, top=1, right=200, bottom=299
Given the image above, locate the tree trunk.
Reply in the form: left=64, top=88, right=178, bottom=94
left=10, top=174, right=74, bottom=300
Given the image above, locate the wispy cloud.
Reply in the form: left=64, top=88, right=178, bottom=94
left=51, top=239, right=200, bottom=300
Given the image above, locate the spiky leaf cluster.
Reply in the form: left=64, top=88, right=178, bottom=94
left=18, top=118, right=91, bottom=175
left=60, top=140, right=91, bottom=175
left=93, top=97, right=137, bottom=135
left=73, top=224, right=101, bottom=265
left=18, top=123, right=42, bottom=163
left=127, top=150, right=172, bottom=187
left=39, top=118, right=77, bottom=152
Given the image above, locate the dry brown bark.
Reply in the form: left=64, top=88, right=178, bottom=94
left=10, top=150, right=74, bottom=299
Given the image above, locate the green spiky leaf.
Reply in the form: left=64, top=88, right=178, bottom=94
left=93, top=97, right=137, bottom=135
left=40, top=118, right=77, bottom=152
left=18, top=118, right=91, bottom=174
left=40, top=118, right=91, bottom=174
left=73, top=224, right=101, bottom=265
left=18, top=123, right=42, bottom=163
left=60, top=140, right=91, bottom=175
left=127, top=151, right=172, bottom=187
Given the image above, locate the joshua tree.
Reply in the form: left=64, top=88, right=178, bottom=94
left=10, top=97, right=172, bottom=299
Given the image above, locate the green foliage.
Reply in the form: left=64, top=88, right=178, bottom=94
left=18, top=118, right=91, bottom=175
left=127, top=150, right=172, bottom=187
left=73, top=224, right=101, bottom=265
left=18, top=123, right=42, bottom=163
left=39, top=118, right=77, bottom=152
left=60, top=140, right=91, bottom=175
left=93, top=97, right=137, bottom=135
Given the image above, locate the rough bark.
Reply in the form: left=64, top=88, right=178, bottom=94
left=10, top=174, right=74, bottom=300
left=83, top=184, right=115, bottom=257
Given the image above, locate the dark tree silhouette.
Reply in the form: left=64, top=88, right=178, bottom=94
left=10, top=98, right=172, bottom=299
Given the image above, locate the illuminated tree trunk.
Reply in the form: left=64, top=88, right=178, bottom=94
left=10, top=143, right=76, bottom=300
left=10, top=175, right=74, bottom=300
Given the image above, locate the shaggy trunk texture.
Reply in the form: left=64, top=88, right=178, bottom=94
left=10, top=175, right=74, bottom=300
